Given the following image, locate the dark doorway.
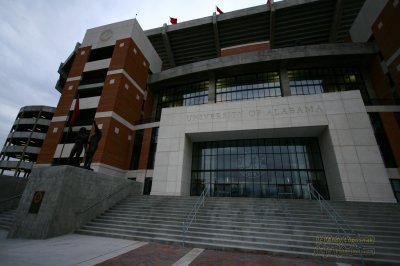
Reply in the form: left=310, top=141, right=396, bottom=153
left=143, top=177, right=152, bottom=195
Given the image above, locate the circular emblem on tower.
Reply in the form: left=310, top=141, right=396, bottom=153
left=100, top=29, right=113, bottom=42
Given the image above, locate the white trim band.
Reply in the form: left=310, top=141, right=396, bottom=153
left=78, top=82, right=105, bottom=90
left=95, top=111, right=135, bottom=130
left=95, top=111, right=159, bottom=131
left=387, top=47, right=400, bottom=66
left=107, top=69, right=145, bottom=95
left=134, top=122, right=160, bottom=130
left=66, top=76, right=81, bottom=82
left=51, top=116, right=68, bottom=122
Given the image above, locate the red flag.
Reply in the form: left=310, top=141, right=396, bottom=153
left=267, top=0, right=274, bottom=5
left=69, top=95, right=80, bottom=126
left=170, top=17, right=177, bottom=24
left=216, top=6, right=224, bottom=14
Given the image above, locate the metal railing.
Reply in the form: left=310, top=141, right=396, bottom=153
left=308, top=183, right=365, bottom=265
left=182, top=186, right=209, bottom=246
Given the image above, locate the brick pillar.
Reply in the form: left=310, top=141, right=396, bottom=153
left=37, top=46, right=91, bottom=165
left=138, top=128, right=153, bottom=169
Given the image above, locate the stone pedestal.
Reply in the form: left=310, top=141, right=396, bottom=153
left=8, top=165, right=142, bottom=239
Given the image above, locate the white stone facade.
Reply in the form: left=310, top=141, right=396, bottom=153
left=152, top=90, right=396, bottom=203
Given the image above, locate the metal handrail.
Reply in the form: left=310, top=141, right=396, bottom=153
left=308, top=183, right=364, bottom=265
left=182, top=186, right=209, bottom=246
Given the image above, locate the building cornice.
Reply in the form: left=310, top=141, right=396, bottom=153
left=148, top=43, right=378, bottom=85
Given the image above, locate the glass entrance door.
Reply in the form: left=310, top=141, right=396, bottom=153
left=190, top=138, right=329, bottom=199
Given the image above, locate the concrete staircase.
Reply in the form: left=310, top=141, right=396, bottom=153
left=76, top=195, right=400, bottom=263
left=0, top=209, right=16, bottom=230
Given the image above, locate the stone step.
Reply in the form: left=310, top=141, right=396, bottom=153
left=96, top=212, right=400, bottom=231
left=101, top=209, right=400, bottom=230
left=76, top=227, right=400, bottom=263
left=89, top=217, right=400, bottom=246
left=111, top=200, right=400, bottom=214
left=0, top=218, right=14, bottom=224
left=122, top=197, right=394, bottom=208
left=113, top=207, right=400, bottom=222
left=78, top=224, right=349, bottom=252
left=113, top=204, right=400, bottom=219
left=97, top=212, right=389, bottom=229
left=0, top=224, right=10, bottom=230
left=125, top=196, right=398, bottom=209
left=116, top=200, right=400, bottom=216
left=77, top=196, right=400, bottom=263
left=93, top=217, right=399, bottom=243
left=0, top=209, right=16, bottom=231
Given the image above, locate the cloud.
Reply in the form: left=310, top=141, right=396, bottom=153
left=0, top=0, right=267, bottom=148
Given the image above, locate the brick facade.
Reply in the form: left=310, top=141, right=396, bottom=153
left=37, top=36, right=151, bottom=171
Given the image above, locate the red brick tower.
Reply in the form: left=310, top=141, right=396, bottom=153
left=37, top=19, right=162, bottom=177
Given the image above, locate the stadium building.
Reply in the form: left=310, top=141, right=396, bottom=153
left=36, top=0, right=400, bottom=202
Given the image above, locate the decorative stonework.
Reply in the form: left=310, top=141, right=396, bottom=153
left=100, top=29, right=113, bottom=42
left=186, top=104, right=324, bottom=123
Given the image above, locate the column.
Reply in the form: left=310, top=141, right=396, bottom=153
left=208, top=73, right=216, bottom=103
left=280, top=68, right=291, bottom=97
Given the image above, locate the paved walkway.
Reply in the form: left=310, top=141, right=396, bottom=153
left=0, top=230, right=143, bottom=266
left=0, top=230, right=396, bottom=266
left=96, top=242, right=341, bottom=266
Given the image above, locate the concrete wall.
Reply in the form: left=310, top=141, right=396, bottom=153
left=8, top=166, right=142, bottom=239
left=152, top=91, right=396, bottom=203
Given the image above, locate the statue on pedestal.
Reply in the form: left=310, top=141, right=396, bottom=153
left=69, top=127, right=88, bottom=166
left=84, top=120, right=102, bottom=170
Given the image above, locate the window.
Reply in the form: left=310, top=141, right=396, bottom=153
left=80, top=69, right=108, bottom=85
left=395, top=113, right=400, bottom=129
left=147, top=127, right=159, bottom=169
left=156, top=81, right=209, bottom=119
left=78, top=86, right=103, bottom=98
left=288, top=68, right=369, bottom=102
left=216, top=72, right=281, bottom=103
left=191, top=138, right=329, bottom=199
left=87, top=45, right=115, bottom=62
left=368, top=113, right=397, bottom=168
left=130, top=130, right=144, bottom=170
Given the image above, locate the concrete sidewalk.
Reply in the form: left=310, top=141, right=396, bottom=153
left=1, top=229, right=395, bottom=266
left=0, top=230, right=146, bottom=266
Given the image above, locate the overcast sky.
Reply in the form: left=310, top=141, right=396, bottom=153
left=0, top=0, right=274, bottom=147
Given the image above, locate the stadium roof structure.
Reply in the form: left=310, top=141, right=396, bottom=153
left=145, top=0, right=365, bottom=69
